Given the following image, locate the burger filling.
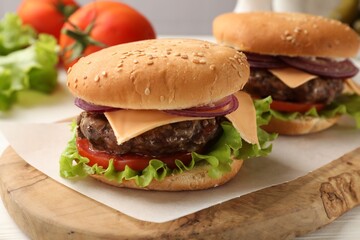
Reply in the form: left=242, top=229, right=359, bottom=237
left=77, top=111, right=222, bottom=157
left=245, top=69, right=344, bottom=104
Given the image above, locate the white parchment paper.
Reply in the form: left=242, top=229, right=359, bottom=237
left=0, top=118, right=359, bottom=223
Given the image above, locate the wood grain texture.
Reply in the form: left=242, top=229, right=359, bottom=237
left=1, top=146, right=360, bottom=240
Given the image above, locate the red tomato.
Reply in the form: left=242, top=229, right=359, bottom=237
left=18, top=0, right=79, bottom=40
left=76, top=138, right=192, bottom=172
left=60, top=1, right=156, bottom=69
left=271, top=100, right=325, bottom=113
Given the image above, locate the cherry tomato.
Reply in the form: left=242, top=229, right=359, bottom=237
left=60, top=1, right=156, bottom=69
left=270, top=100, right=325, bottom=113
left=76, top=138, right=192, bottom=172
left=18, top=0, right=79, bottom=40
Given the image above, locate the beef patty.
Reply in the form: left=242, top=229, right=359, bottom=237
left=77, top=112, right=222, bottom=157
left=244, top=69, right=344, bottom=104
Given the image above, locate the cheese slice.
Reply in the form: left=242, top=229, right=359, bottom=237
left=104, top=110, right=205, bottom=145
left=345, top=78, right=360, bottom=95
left=268, top=67, right=317, bottom=88
left=226, top=92, right=259, bottom=145
left=104, top=93, right=259, bottom=146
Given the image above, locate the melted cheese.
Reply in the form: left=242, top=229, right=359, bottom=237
left=268, top=67, right=317, bottom=88
left=345, top=79, right=360, bottom=95
left=104, top=93, right=259, bottom=146
left=226, top=92, right=259, bottom=145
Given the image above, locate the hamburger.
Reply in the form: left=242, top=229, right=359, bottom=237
left=213, top=12, right=360, bottom=135
left=59, top=38, right=275, bottom=191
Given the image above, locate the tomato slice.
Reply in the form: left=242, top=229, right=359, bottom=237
left=76, top=138, right=192, bottom=172
left=270, top=100, right=325, bottom=113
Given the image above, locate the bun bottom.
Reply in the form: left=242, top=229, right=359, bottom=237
left=90, top=159, right=243, bottom=191
left=262, top=116, right=340, bottom=135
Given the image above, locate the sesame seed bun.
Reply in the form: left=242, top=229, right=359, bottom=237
left=67, top=38, right=249, bottom=110
left=213, top=12, right=360, bottom=58
left=90, top=159, right=243, bottom=191
left=261, top=115, right=340, bottom=135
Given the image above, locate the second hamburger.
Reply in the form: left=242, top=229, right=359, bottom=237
left=213, top=12, right=360, bottom=135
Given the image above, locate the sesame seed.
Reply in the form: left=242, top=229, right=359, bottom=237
left=116, top=68, right=122, bottom=72
left=167, top=51, right=171, bottom=55
left=181, top=54, right=188, bottom=59
left=133, top=59, right=139, bottom=64
left=87, top=61, right=92, bottom=64
left=286, top=35, right=293, bottom=41
left=117, top=63, right=123, bottom=68
left=66, top=81, right=70, bottom=87
left=166, top=48, right=172, bottom=51
left=74, top=78, right=78, bottom=83
left=111, top=52, right=117, bottom=55
left=83, top=76, right=88, bottom=79
left=209, top=65, right=216, bottom=70
left=144, top=88, right=150, bottom=95
left=94, top=75, right=100, bottom=82
left=147, top=61, right=154, bottom=65
left=199, top=59, right=206, bottom=64
left=196, top=52, right=204, bottom=57
left=174, top=53, right=180, bottom=57
left=101, top=71, right=107, bottom=77
left=74, top=84, right=78, bottom=88
left=67, top=67, right=72, bottom=73
left=192, top=58, right=200, bottom=64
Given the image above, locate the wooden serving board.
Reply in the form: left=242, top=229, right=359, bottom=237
left=1, top=146, right=360, bottom=240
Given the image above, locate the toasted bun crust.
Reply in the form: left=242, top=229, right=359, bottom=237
left=213, top=12, right=360, bottom=58
left=67, top=38, right=249, bottom=110
left=261, top=116, right=340, bottom=135
left=90, top=159, right=243, bottom=191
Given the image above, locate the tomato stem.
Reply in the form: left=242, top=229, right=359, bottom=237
left=61, top=19, right=107, bottom=63
left=55, top=1, right=78, bottom=20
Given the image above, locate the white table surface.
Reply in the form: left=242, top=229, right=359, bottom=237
left=1, top=36, right=360, bottom=239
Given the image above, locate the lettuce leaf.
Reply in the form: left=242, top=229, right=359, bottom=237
left=270, top=94, right=360, bottom=128
left=60, top=98, right=276, bottom=188
left=0, top=34, right=58, bottom=111
left=0, top=13, right=36, bottom=55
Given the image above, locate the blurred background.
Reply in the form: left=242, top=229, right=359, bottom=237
left=1, top=0, right=237, bottom=35
left=2, top=0, right=360, bottom=35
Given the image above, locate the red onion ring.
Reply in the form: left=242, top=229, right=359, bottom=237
left=75, top=95, right=239, bottom=117
left=74, top=98, right=118, bottom=112
left=164, top=95, right=239, bottom=117
left=245, top=52, right=287, bottom=69
left=190, top=95, right=233, bottom=111
left=279, top=56, right=359, bottom=78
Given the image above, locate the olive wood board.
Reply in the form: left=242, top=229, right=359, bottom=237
left=1, top=146, right=360, bottom=240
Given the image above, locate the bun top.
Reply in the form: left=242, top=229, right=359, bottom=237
left=67, top=38, right=249, bottom=110
left=213, top=12, right=360, bottom=58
